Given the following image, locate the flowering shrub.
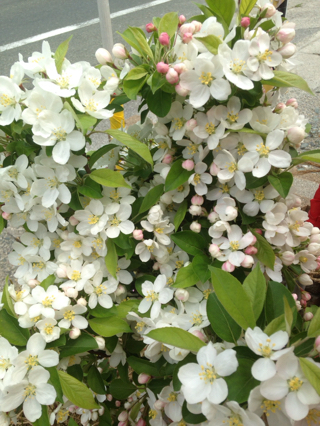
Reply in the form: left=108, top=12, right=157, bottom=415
left=1, top=0, right=320, bottom=425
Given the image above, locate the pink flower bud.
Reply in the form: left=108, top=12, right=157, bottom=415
left=69, top=215, right=79, bottom=226
left=301, top=291, right=311, bottom=301
left=191, top=21, right=202, bottom=32
left=292, top=293, right=298, bottom=301
left=179, top=15, right=186, bottom=26
left=154, top=400, right=166, bottom=410
left=286, top=98, right=298, bottom=109
left=278, top=43, right=296, bottom=58
left=133, top=230, right=144, bottom=241
left=115, top=284, right=126, bottom=296
left=180, top=23, right=195, bottom=35
left=182, top=159, right=194, bottom=171
left=115, top=401, right=121, bottom=407
left=189, top=205, right=202, bottom=216
left=303, top=312, right=313, bottom=321
left=262, top=3, right=276, bottom=17
left=156, top=62, right=169, bottom=74
left=119, top=421, right=127, bottom=426
left=209, top=244, right=220, bottom=258
left=222, top=261, right=235, bottom=272
left=174, top=63, right=187, bottom=74
left=66, top=288, right=78, bottom=298
left=251, top=236, right=257, bottom=245
left=183, top=32, right=193, bottom=44
left=244, top=246, right=258, bottom=255
left=1, top=211, right=11, bottom=220
left=175, top=288, right=189, bottom=302
left=95, top=48, right=113, bottom=64
left=276, top=28, right=296, bottom=44
left=95, top=336, right=106, bottom=350
left=241, top=17, right=251, bottom=28
left=287, top=127, right=305, bottom=145
left=192, top=329, right=207, bottom=342
left=69, top=328, right=81, bottom=339
left=191, top=195, right=204, bottom=206
left=281, top=251, right=295, bottom=266
left=112, top=43, right=128, bottom=59
left=190, top=222, right=201, bottom=233
left=106, top=394, right=113, bottom=402
left=274, top=102, right=286, bottom=113
left=162, top=154, right=173, bottom=164
left=241, top=255, right=254, bottom=268
left=166, top=68, right=179, bottom=84
left=313, top=235, right=320, bottom=244
left=175, top=84, right=190, bottom=96
left=153, top=262, right=160, bottom=270
left=299, top=274, right=313, bottom=286
left=208, top=212, right=219, bottom=223
left=146, top=23, right=157, bottom=33
left=56, top=265, right=68, bottom=279
left=254, top=228, right=263, bottom=235
left=28, top=279, right=40, bottom=288
left=118, top=411, right=128, bottom=422
left=301, top=299, right=307, bottom=308
left=159, top=32, right=170, bottom=46
left=315, top=336, right=320, bottom=352
left=77, top=297, right=87, bottom=306
left=138, top=373, right=151, bottom=384
left=136, top=420, right=146, bottom=426
left=185, top=118, right=197, bottom=131
left=307, top=243, right=320, bottom=255
left=210, top=162, right=220, bottom=176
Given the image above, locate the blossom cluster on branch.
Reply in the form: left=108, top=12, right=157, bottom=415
left=1, top=0, right=320, bottom=425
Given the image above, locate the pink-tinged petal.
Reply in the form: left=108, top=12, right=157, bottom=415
left=239, top=232, right=254, bottom=249
left=251, top=358, right=276, bottom=381
left=228, top=251, right=245, bottom=267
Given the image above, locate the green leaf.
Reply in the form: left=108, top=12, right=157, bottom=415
left=116, top=299, right=140, bottom=318
left=106, top=129, right=153, bottom=167
left=60, top=333, right=99, bottom=358
left=149, top=71, right=167, bottom=94
left=265, top=281, right=297, bottom=325
left=284, top=296, right=293, bottom=336
left=127, top=356, right=160, bottom=377
left=109, top=379, right=136, bottom=399
left=89, top=305, right=117, bottom=318
left=123, top=75, right=148, bottom=100
left=87, top=365, right=106, bottom=394
left=308, top=307, right=320, bottom=338
left=89, top=316, right=131, bottom=337
left=47, top=366, right=64, bottom=403
left=0, top=215, right=5, bottom=234
left=225, top=358, right=260, bottom=403
left=207, top=293, right=242, bottom=344
left=264, top=314, right=286, bottom=335
left=268, top=172, right=293, bottom=198
left=195, top=34, right=222, bottom=55
left=294, top=152, right=320, bottom=164
left=240, top=0, right=257, bottom=15
left=192, top=255, right=211, bottom=283
left=105, top=239, right=118, bottom=279
left=125, top=66, right=149, bottom=81
left=90, top=169, right=131, bottom=189
left=210, top=267, right=256, bottom=330
left=0, top=309, right=29, bottom=346
left=46, top=334, right=66, bottom=349
left=174, top=199, right=188, bottom=231
left=120, top=27, right=154, bottom=60
left=243, top=266, right=266, bottom=321
left=146, top=88, right=172, bottom=118
left=244, top=173, right=268, bottom=189
left=32, top=405, right=50, bottom=426
left=77, top=114, right=97, bottom=134
left=158, top=12, right=179, bottom=38
left=206, top=0, right=235, bottom=26
left=139, top=184, right=164, bottom=214
left=40, top=274, right=56, bottom=291
left=88, top=144, right=118, bottom=169
left=261, top=70, right=314, bottom=95
left=58, top=370, right=100, bottom=409
left=171, top=231, right=207, bottom=256
left=294, top=337, right=315, bottom=357
left=299, top=358, right=320, bottom=396
left=68, top=419, right=78, bottom=426
left=78, top=179, right=103, bottom=199
left=172, top=263, right=199, bottom=288
left=54, top=35, right=73, bottom=74
left=165, top=159, right=193, bottom=192
left=146, top=327, right=206, bottom=352
left=1, top=276, right=16, bottom=317
left=251, top=229, right=275, bottom=270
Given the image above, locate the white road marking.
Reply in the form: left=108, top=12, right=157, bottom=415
left=0, top=0, right=173, bottom=53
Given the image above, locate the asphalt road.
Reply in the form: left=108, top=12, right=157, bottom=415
left=0, top=0, right=202, bottom=75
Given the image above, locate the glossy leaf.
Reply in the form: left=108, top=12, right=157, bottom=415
left=105, top=239, right=118, bottom=279
left=261, top=70, right=313, bottom=95
left=225, top=358, right=260, bottom=403
left=174, top=199, right=188, bottom=231
left=58, top=371, right=100, bottom=409
left=158, top=12, right=179, bottom=38
left=54, top=35, right=73, bottom=74
left=1, top=276, right=16, bottom=317
left=40, top=274, right=56, bottom=291
left=60, top=333, right=98, bottom=358
left=171, top=231, right=207, bottom=256
left=0, top=309, right=29, bottom=346
left=299, top=358, right=320, bottom=396
left=146, top=327, right=206, bottom=352
left=90, top=169, right=131, bottom=189
left=251, top=229, right=275, bottom=270
left=89, top=316, right=132, bottom=337
left=240, top=0, right=257, bottom=15
left=172, top=263, right=199, bottom=288
left=243, top=266, right=266, bottom=321
left=88, top=144, right=118, bottom=168
left=165, top=159, right=193, bottom=192
left=195, top=34, right=222, bottom=55
left=139, top=184, right=164, bottom=214
left=308, top=307, right=320, bottom=338
left=268, top=172, right=293, bottom=198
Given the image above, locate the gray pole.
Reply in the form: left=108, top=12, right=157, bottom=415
left=97, top=0, right=114, bottom=53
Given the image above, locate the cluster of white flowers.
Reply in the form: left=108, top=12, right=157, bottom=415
left=1, top=0, right=320, bottom=425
